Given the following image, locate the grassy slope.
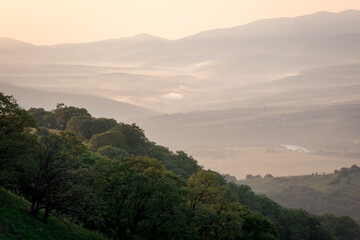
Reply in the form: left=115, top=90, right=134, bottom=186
left=0, top=188, right=106, bottom=240
left=239, top=172, right=360, bottom=223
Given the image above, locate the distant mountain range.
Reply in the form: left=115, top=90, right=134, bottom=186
left=1, top=9, right=360, bottom=177
left=0, top=82, right=157, bottom=122
left=1, top=10, right=359, bottom=113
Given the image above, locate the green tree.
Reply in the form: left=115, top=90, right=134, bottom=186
left=146, top=142, right=200, bottom=179
left=93, top=156, right=191, bottom=240
left=90, top=130, right=126, bottom=151
left=66, top=116, right=117, bottom=140
left=111, top=123, right=149, bottom=155
left=53, top=103, right=91, bottom=130
left=319, top=214, right=360, bottom=240
left=96, top=145, right=129, bottom=159
left=28, top=107, right=56, bottom=129
left=0, top=92, right=36, bottom=170
left=228, top=182, right=333, bottom=240
left=187, top=170, right=277, bottom=240
left=21, top=132, right=86, bottom=222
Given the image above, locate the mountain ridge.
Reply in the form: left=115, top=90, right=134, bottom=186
left=0, top=9, right=359, bottom=112
left=1, top=9, right=359, bottom=47
left=0, top=82, right=159, bottom=122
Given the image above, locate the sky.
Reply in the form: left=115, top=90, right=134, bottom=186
left=1, top=0, right=360, bottom=45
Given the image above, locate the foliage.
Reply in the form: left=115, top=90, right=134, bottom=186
left=90, top=130, right=127, bottom=151
left=110, top=123, right=149, bottom=155
left=93, top=156, right=191, bottom=240
left=319, top=213, right=360, bottom=240
left=227, top=183, right=334, bottom=240
left=0, top=92, right=36, bottom=177
left=28, top=104, right=91, bottom=130
left=53, top=103, right=91, bottom=130
left=66, top=116, right=117, bottom=140
left=96, top=145, right=129, bottom=159
left=19, top=132, right=87, bottom=222
left=146, top=142, right=200, bottom=179
left=90, top=124, right=200, bottom=179
left=28, top=107, right=56, bottom=129
left=187, top=170, right=277, bottom=240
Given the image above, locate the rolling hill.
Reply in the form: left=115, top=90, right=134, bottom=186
left=0, top=82, right=157, bottom=122
left=1, top=10, right=359, bottom=112
left=238, top=165, right=360, bottom=224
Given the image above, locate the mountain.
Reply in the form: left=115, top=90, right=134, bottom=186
left=210, top=63, right=360, bottom=109
left=184, top=10, right=360, bottom=39
left=0, top=10, right=359, bottom=112
left=0, top=82, right=158, bottom=122
left=0, top=38, right=34, bottom=49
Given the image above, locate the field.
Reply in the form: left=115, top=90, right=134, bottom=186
left=189, top=145, right=360, bottom=179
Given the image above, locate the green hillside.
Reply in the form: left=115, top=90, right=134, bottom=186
left=239, top=165, right=360, bottom=223
left=0, top=188, right=105, bottom=240
left=2, top=92, right=360, bottom=240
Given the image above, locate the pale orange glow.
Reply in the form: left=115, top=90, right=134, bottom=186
left=0, top=0, right=359, bottom=45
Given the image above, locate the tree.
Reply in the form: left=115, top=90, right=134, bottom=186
left=186, top=170, right=277, bottom=239
left=21, top=132, right=86, bottom=222
left=0, top=92, right=36, bottom=169
left=66, top=116, right=117, bottom=140
left=246, top=174, right=254, bottom=179
left=90, top=123, right=148, bottom=155
left=90, top=130, right=127, bottom=151
left=93, top=156, right=190, bottom=240
left=319, top=214, right=360, bottom=240
left=96, top=145, right=129, bottom=159
left=53, top=103, right=91, bottom=130
left=227, top=182, right=334, bottom=240
left=111, top=123, right=149, bottom=155
left=172, top=151, right=200, bottom=179
left=28, top=107, right=56, bottom=129
left=186, top=170, right=242, bottom=239
left=145, top=142, right=200, bottom=179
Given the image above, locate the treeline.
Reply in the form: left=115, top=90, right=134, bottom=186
left=28, top=103, right=199, bottom=179
left=1, top=92, right=359, bottom=240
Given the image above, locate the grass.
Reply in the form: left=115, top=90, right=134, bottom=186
left=0, top=188, right=106, bottom=240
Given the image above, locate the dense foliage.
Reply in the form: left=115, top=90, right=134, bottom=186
left=0, top=93, right=36, bottom=169
left=1, top=92, right=359, bottom=239
left=66, top=116, right=117, bottom=140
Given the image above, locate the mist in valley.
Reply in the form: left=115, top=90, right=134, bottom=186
left=1, top=10, right=360, bottom=179
left=3, top=2, right=360, bottom=238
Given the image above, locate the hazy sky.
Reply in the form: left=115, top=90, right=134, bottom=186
left=1, top=0, right=359, bottom=45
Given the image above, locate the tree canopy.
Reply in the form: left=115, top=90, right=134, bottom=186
left=0, top=92, right=36, bottom=169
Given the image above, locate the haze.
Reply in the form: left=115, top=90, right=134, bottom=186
left=2, top=3, right=360, bottom=237
left=1, top=0, right=360, bottom=45
left=1, top=4, right=360, bottom=179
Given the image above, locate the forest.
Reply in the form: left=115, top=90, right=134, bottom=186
left=1, top=91, right=360, bottom=240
